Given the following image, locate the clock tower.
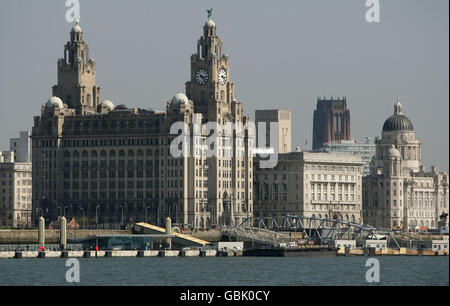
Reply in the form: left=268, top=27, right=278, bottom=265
left=186, top=17, right=243, bottom=125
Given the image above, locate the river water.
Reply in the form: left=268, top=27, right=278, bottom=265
left=0, top=256, right=448, bottom=286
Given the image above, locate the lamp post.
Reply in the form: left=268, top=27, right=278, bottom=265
left=80, top=207, right=85, bottom=229
left=95, top=205, right=100, bottom=229
left=145, top=205, right=151, bottom=224
left=119, top=205, right=124, bottom=227
left=168, top=202, right=177, bottom=224
left=157, top=201, right=161, bottom=227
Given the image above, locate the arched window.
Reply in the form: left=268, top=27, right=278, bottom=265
left=91, top=150, right=98, bottom=158
left=128, top=150, right=134, bottom=157
left=109, top=150, right=116, bottom=157
left=146, top=149, right=152, bottom=157
left=137, top=150, right=144, bottom=157
left=86, top=94, right=91, bottom=106
left=82, top=151, right=88, bottom=158
left=73, top=151, right=79, bottom=158
left=64, top=151, right=71, bottom=158
left=100, top=150, right=107, bottom=157
left=119, top=150, right=125, bottom=157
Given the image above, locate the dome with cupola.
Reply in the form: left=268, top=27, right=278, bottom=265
left=382, top=99, right=414, bottom=132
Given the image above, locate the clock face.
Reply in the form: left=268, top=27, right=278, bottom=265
left=195, top=69, right=209, bottom=85
left=218, top=68, right=227, bottom=85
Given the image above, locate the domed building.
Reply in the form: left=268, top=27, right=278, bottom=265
left=363, top=99, right=448, bottom=231
left=373, top=99, right=422, bottom=174
left=32, top=17, right=254, bottom=230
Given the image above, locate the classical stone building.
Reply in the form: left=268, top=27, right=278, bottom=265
left=255, top=109, right=292, bottom=154
left=0, top=151, right=33, bottom=228
left=31, top=19, right=253, bottom=228
left=253, top=151, right=364, bottom=223
left=313, top=97, right=351, bottom=150
left=363, top=99, right=449, bottom=230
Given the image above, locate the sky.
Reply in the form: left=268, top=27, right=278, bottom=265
left=0, top=0, right=448, bottom=171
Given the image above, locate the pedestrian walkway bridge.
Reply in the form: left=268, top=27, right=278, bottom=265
left=221, top=225, right=293, bottom=245
left=134, top=222, right=210, bottom=247
left=228, top=215, right=420, bottom=248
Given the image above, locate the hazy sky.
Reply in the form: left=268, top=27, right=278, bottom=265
left=0, top=0, right=448, bottom=171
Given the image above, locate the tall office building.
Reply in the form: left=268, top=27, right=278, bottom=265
left=255, top=110, right=292, bottom=154
left=313, top=97, right=351, bottom=150
left=31, top=18, right=253, bottom=228
left=319, top=138, right=376, bottom=176
left=10, top=131, right=32, bottom=163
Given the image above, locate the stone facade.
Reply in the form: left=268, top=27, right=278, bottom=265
left=363, top=99, right=449, bottom=230
left=31, top=19, right=253, bottom=229
left=253, top=152, right=364, bottom=223
left=313, top=97, right=351, bottom=151
left=0, top=152, right=32, bottom=228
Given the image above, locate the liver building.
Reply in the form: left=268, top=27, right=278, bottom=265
left=363, top=99, right=449, bottom=230
left=31, top=18, right=253, bottom=229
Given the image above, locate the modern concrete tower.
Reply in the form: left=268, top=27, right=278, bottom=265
left=255, top=109, right=292, bottom=154
left=52, top=22, right=101, bottom=115
left=313, top=97, right=351, bottom=150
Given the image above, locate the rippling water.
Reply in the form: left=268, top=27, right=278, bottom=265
left=0, top=257, right=448, bottom=286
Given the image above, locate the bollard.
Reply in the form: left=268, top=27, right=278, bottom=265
left=137, top=250, right=145, bottom=257
left=105, top=250, right=112, bottom=257
left=38, top=251, right=46, bottom=258
left=61, top=251, right=69, bottom=258
left=364, top=248, right=369, bottom=256
left=14, top=251, right=22, bottom=259
left=369, top=247, right=376, bottom=256
left=83, top=251, right=91, bottom=258
left=216, top=251, right=228, bottom=257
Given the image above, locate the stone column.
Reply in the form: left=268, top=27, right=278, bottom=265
left=165, top=217, right=172, bottom=250
left=38, top=216, right=45, bottom=246
left=60, top=217, right=67, bottom=250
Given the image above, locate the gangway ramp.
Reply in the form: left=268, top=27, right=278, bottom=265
left=134, top=222, right=209, bottom=247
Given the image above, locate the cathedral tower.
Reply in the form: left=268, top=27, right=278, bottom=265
left=52, top=23, right=101, bottom=115
left=313, top=97, right=351, bottom=150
